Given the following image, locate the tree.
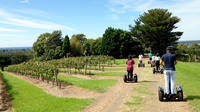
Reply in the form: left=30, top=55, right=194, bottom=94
left=71, top=34, right=86, bottom=46
left=70, top=37, right=82, bottom=56
left=83, top=39, right=95, bottom=56
left=93, top=37, right=102, bottom=55
left=0, top=55, right=11, bottom=71
left=130, top=8, right=183, bottom=55
left=33, top=33, right=50, bottom=57
left=33, top=30, right=63, bottom=60
left=62, top=35, right=71, bottom=57
left=101, top=27, right=143, bottom=58
left=120, top=31, right=143, bottom=58
left=101, top=27, right=123, bottom=58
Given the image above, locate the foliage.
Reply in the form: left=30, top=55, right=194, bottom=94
left=33, top=30, right=63, bottom=60
left=52, top=55, right=115, bottom=74
left=0, top=55, right=11, bottom=71
left=62, top=35, right=71, bottom=57
left=5, top=61, right=58, bottom=84
left=130, top=8, right=183, bottom=55
left=70, top=36, right=83, bottom=56
left=101, top=27, right=143, bottom=58
left=175, top=43, right=200, bottom=62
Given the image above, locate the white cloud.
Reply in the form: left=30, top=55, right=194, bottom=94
left=20, top=0, right=29, bottom=3
left=0, top=9, right=74, bottom=31
left=108, top=0, right=200, bottom=40
left=0, top=27, right=25, bottom=32
left=14, top=8, right=49, bottom=18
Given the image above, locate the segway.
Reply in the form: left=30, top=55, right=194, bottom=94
left=138, top=61, right=145, bottom=67
left=153, top=67, right=164, bottom=74
left=158, top=75, right=183, bottom=101
left=123, top=73, right=138, bottom=83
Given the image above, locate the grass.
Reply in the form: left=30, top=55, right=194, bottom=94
left=176, top=62, right=200, bottom=112
left=1, top=72, right=92, bottom=112
left=58, top=75, right=117, bottom=93
left=115, top=58, right=138, bottom=64
left=59, top=69, right=125, bottom=76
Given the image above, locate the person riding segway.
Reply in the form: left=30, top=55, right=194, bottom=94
left=158, top=46, right=183, bottom=101
left=148, top=52, right=152, bottom=64
left=124, top=55, right=138, bottom=83
left=153, top=53, right=163, bottom=74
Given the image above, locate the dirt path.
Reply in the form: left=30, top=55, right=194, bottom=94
left=0, top=74, right=12, bottom=112
left=81, top=68, right=142, bottom=112
left=6, top=72, right=100, bottom=99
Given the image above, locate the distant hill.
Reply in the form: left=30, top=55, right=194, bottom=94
left=0, top=47, right=32, bottom=50
left=178, top=40, right=200, bottom=46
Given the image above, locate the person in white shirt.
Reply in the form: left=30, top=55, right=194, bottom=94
left=155, top=53, right=160, bottom=71
left=138, top=54, right=143, bottom=64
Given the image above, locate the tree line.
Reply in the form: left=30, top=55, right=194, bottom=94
left=0, top=49, right=33, bottom=71
left=33, top=8, right=182, bottom=60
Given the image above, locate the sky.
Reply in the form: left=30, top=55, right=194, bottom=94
left=0, top=0, right=199, bottom=47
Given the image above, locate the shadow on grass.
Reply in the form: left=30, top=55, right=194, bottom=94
left=186, top=95, right=200, bottom=101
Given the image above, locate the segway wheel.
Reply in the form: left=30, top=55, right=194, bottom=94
left=123, top=74, right=127, bottom=83
left=177, top=91, right=183, bottom=101
left=133, top=74, right=138, bottom=82
left=153, top=68, right=156, bottom=74
left=143, top=64, right=145, bottom=67
left=176, top=85, right=183, bottom=101
left=158, top=86, right=164, bottom=101
left=138, top=64, right=140, bottom=67
left=160, top=69, right=164, bottom=74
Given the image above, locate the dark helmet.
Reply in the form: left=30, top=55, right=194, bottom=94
left=166, top=46, right=173, bottom=50
left=128, top=55, right=132, bottom=60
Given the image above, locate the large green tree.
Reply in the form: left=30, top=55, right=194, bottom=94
left=101, top=27, right=123, bottom=58
left=33, top=30, right=63, bottom=60
left=62, top=35, right=71, bottom=57
left=130, top=8, right=183, bottom=55
left=101, top=27, right=143, bottom=58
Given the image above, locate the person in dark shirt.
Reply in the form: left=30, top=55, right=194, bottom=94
left=161, top=46, right=177, bottom=95
left=126, top=55, right=135, bottom=79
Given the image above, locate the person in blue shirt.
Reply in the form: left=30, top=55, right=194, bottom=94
left=148, top=52, right=152, bottom=63
left=161, top=46, right=177, bottom=96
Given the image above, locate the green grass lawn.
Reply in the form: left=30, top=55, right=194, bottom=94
left=1, top=72, right=92, bottom=112
left=176, top=62, right=200, bottom=112
left=58, top=75, right=117, bottom=93
left=59, top=69, right=125, bottom=76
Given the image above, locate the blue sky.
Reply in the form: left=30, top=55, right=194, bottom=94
left=0, top=0, right=199, bottom=47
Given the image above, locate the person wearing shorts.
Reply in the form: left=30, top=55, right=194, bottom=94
left=161, top=46, right=177, bottom=96
left=126, top=55, right=135, bottom=79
